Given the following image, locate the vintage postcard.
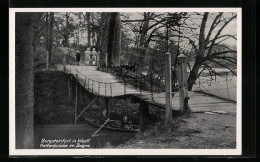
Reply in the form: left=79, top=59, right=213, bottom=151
left=9, top=8, right=242, bottom=156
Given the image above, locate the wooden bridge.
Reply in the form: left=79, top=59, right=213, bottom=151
left=55, top=47, right=236, bottom=130
left=56, top=64, right=236, bottom=114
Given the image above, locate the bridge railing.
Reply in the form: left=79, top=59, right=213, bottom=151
left=70, top=66, right=127, bottom=97
left=61, top=50, right=176, bottom=105
left=62, top=50, right=128, bottom=97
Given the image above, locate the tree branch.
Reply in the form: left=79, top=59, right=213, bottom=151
left=205, top=12, right=223, bottom=43
left=207, top=14, right=237, bottom=56
left=213, top=56, right=237, bottom=64
left=204, top=50, right=237, bottom=61
left=209, top=60, right=237, bottom=75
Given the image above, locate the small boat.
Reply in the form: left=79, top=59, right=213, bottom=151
left=85, top=118, right=139, bottom=133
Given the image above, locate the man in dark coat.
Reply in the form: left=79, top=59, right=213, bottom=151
left=76, top=52, right=81, bottom=65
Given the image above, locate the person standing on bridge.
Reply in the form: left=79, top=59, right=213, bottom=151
left=76, top=51, right=81, bottom=66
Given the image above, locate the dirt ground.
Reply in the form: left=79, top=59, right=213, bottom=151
left=118, top=112, right=236, bottom=149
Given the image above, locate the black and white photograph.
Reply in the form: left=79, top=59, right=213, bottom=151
left=9, top=8, right=242, bottom=155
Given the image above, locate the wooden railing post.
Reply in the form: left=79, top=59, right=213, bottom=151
left=165, top=51, right=172, bottom=132
left=124, top=81, right=126, bottom=95
left=63, top=53, right=66, bottom=71
left=177, top=54, right=189, bottom=113
left=105, top=52, right=108, bottom=72
left=46, top=51, right=49, bottom=70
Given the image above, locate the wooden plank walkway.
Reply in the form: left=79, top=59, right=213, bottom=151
left=57, top=64, right=236, bottom=113
left=68, top=65, right=142, bottom=96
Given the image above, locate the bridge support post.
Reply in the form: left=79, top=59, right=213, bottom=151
left=63, top=53, right=66, bottom=71
left=105, top=52, right=108, bottom=72
left=139, top=100, right=149, bottom=132
left=68, top=79, right=71, bottom=100
left=177, top=54, right=190, bottom=114
left=74, top=82, right=78, bottom=124
left=46, top=51, right=49, bottom=70
left=139, top=101, right=144, bottom=132
left=79, top=85, right=81, bottom=104
left=105, top=98, right=110, bottom=118
left=165, top=51, right=172, bottom=132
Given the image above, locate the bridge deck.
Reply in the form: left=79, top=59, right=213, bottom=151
left=57, top=65, right=236, bottom=113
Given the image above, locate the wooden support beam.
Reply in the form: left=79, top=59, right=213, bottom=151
left=139, top=101, right=144, bottom=132
left=105, top=98, right=111, bottom=118
left=74, top=82, right=78, bottom=124
left=46, top=51, right=49, bottom=70
left=63, top=53, right=66, bottom=71
left=79, top=85, right=81, bottom=104
left=165, top=51, right=172, bottom=132
left=68, top=79, right=71, bottom=100
left=76, top=96, right=97, bottom=121
left=139, top=100, right=150, bottom=132
left=178, top=54, right=190, bottom=113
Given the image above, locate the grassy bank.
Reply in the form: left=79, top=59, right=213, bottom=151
left=118, top=112, right=236, bottom=149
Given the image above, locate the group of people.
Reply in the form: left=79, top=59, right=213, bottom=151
left=75, top=51, right=98, bottom=66
left=100, top=109, right=131, bottom=129
left=120, top=63, right=136, bottom=73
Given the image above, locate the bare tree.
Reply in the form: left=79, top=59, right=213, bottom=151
left=53, top=12, right=75, bottom=47
left=122, top=12, right=185, bottom=77
left=184, top=12, right=237, bottom=90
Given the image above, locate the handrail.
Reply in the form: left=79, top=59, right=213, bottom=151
left=63, top=49, right=173, bottom=100
left=70, top=65, right=124, bottom=84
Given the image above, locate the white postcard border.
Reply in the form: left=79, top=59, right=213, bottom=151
left=9, top=8, right=242, bottom=156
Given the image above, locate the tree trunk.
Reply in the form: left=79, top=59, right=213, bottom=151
left=137, top=13, right=149, bottom=77
left=65, top=12, right=70, bottom=47
left=32, top=32, right=37, bottom=58
left=107, top=12, right=117, bottom=67
left=96, top=31, right=101, bottom=50
left=112, top=12, right=121, bottom=66
left=187, top=12, right=208, bottom=91
left=86, top=12, right=91, bottom=47
left=32, top=21, right=37, bottom=59
left=15, top=13, right=34, bottom=149
left=45, top=12, right=49, bottom=50
left=97, top=13, right=110, bottom=67
left=48, top=12, right=54, bottom=65
left=100, top=13, right=110, bottom=51
left=187, top=58, right=203, bottom=90
left=45, top=12, right=49, bottom=69
left=139, top=101, right=150, bottom=131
